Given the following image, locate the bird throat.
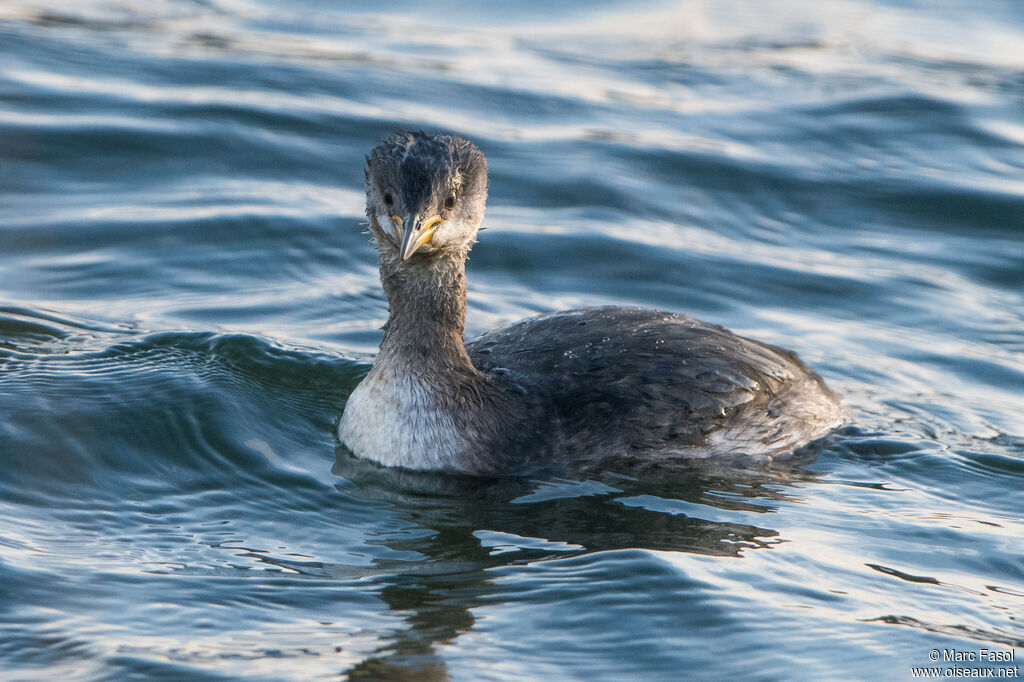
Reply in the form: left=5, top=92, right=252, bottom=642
left=376, top=251, right=475, bottom=375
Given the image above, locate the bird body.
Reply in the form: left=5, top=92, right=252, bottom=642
left=338, top=132, right=843, bottom=475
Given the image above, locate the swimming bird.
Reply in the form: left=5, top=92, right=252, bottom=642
left=338, top=132, right=843, bottom=475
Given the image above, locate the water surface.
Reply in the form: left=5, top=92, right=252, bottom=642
left=1, top=0, right=1023, bottom=679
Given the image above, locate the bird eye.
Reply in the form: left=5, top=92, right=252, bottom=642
left=444, top=192, right=456, bottom=210
left=383, top=192, right=394, bottom=206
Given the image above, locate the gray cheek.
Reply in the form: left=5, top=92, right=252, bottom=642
left=370, top=211, right=396, bottom=240
left=434, top=220, right=464, bottom=245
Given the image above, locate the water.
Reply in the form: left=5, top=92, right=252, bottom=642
left=1, top=0, right=1022, bottom=679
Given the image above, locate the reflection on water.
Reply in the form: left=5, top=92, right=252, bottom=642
left=1, top=0, right=1023, bottom=678
left=331, top=451, right=809, bottom=677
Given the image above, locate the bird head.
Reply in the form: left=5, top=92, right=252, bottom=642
left=364, top=131, right=489, bottom=264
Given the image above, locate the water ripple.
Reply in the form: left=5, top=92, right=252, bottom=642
left=2, top=0, right=1023, bottom=678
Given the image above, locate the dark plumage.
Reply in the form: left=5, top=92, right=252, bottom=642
left=338, top=132, right=843, bottom=475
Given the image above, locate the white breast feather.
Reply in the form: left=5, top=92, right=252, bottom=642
left=338, top=366, right=467, bottom=470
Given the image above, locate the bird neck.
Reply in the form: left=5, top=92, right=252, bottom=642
left=377, top=251, right=475, bottom=374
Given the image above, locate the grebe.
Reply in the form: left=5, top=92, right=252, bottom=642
left=338, top=132, right=843, bottom=474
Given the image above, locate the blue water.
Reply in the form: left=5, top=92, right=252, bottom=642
left=1, top=1, right=1022, bottom=679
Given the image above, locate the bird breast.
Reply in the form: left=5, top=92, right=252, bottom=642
left=338, top=363, right=469, bottom=470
